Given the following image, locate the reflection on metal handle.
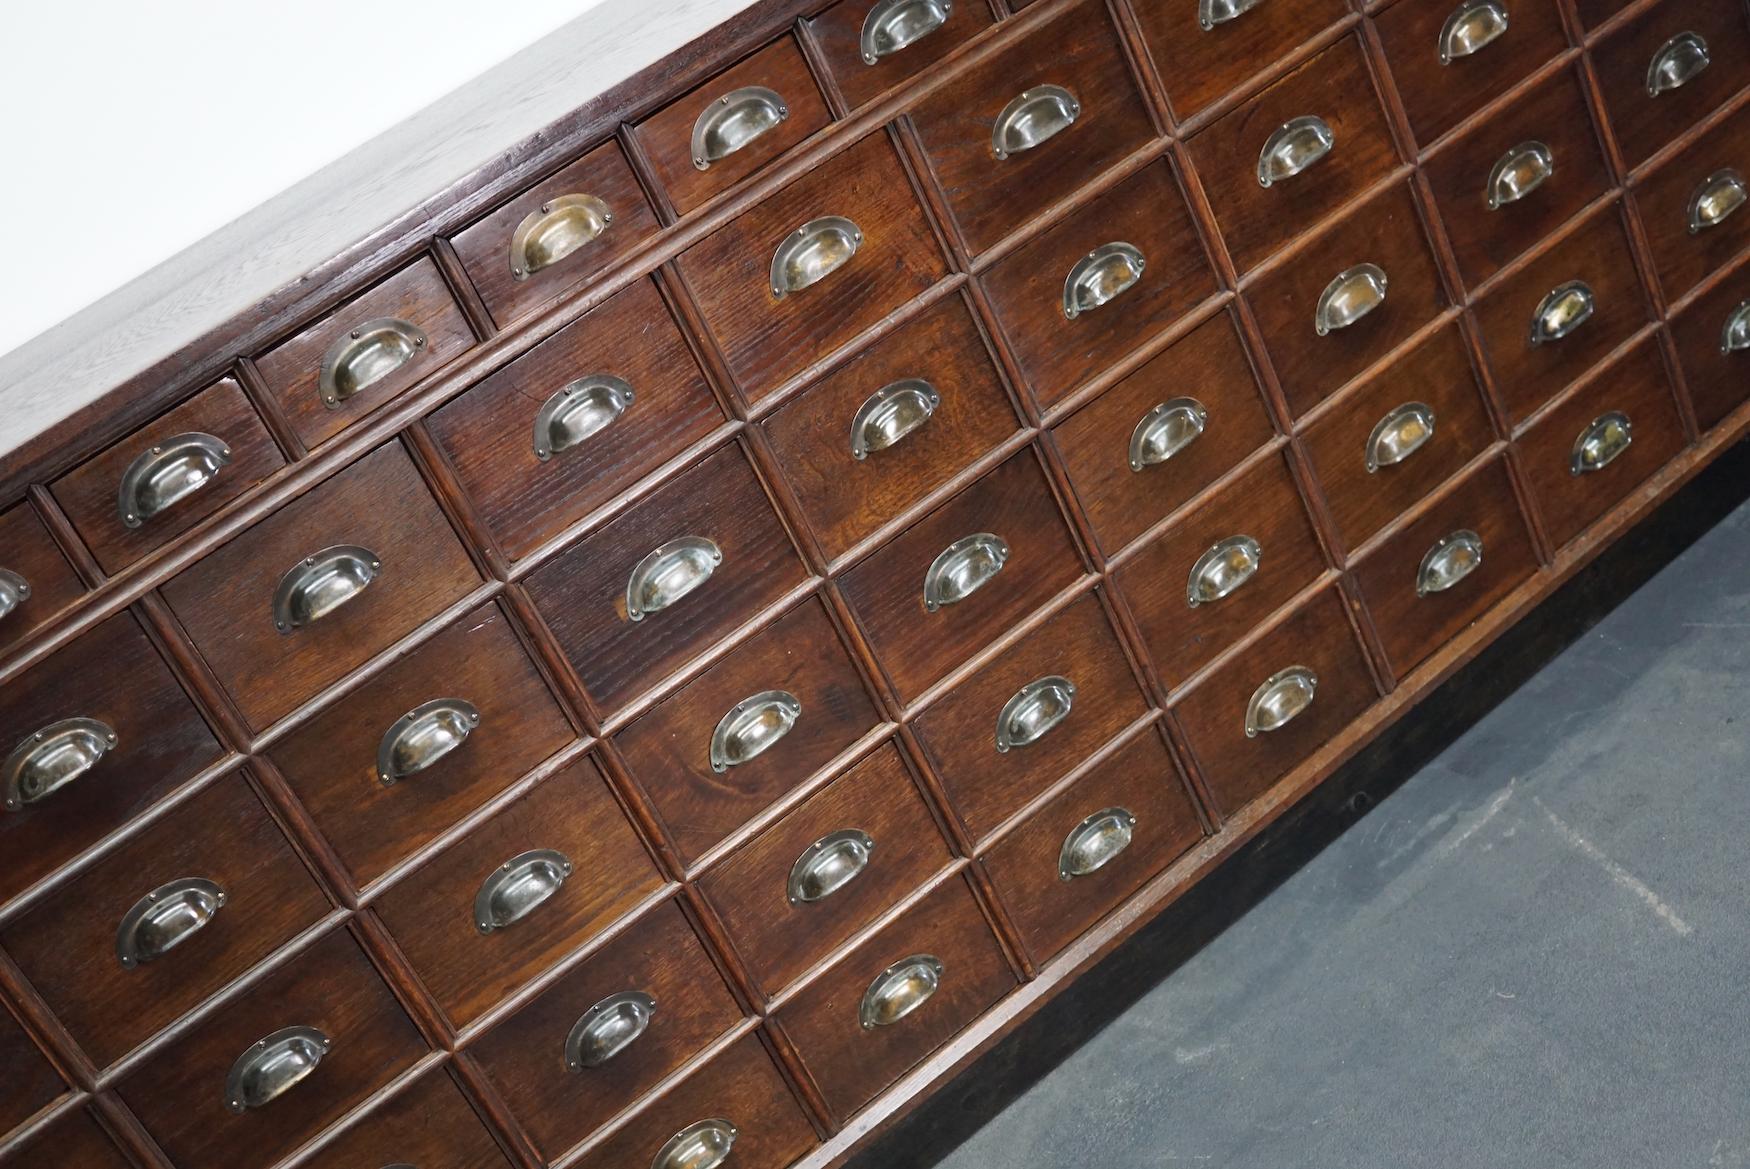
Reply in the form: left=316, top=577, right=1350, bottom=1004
left=0, top=568, right=29, bottom=623
left=1647, top=31, right=1710, bottom=97
left=1257, top=115, right=1334, bottom=187
left=692, top=87, right=789, bottom=170
left=770, top=216, right=863, bottom=297
left=1058, top=806, right=1136, bottom=880
left=651, top=1120, right=738, bottom=1169
left=923, top=533, right=1009, bottom=611
left=1570, top=411, right=1633, bottom=475
left=626, top=536, right=722, bottom=621
left=860, top=954, right=944, bottom=1029
left=116, top=877, right=227, bottom=969
left=565, top=990, right=656, bottom=1070
left=224, top=1026, right=330, bottom=1113
left=861, top=0, right=952, bottom=63
left=1487, top=141, right=1555, bottom=210
left=1366, top=402, right=1436, bottom=473
left=709, top=690, right=801, bottom=772
left=1722, top=300, right=1750, bottom=353
left=1186, top=534, right=1261, bottom=607
left=318, top=318, right=427, bottom=409
left=3, top=717, right=117, bottom=812
left=1689, top=169, right=1747, bottom=234
left=1529, top=280, right=1594, bottom=345
left=474, top=849, right=573, bottom=934
left=991, top=85, right=1081, bottom=159
left=1315, top=263, right=1389, bottom=335
left=788, top=829, right=876, bottom=904
left=995, top=675, right=1076, bottom=752
left=272, top=545, right=381, bottom=633
left=1129, top=398, right=1208, bottom=472
left=510, top=194, right=614, bottom=280
left=1063, top=243, right=1146, bottom=319
left=1417, top=529, right=1483, bottom=596
left=851, top=379, right=940, bottom=459
left=533, top=375, right=635, bottom=461
left=376, top=699, right=481, bottom=785
left=1439, top=0, right=1508, bottom=64
left=1199, top=0, right=1266, bottom=30
left=117, top=432, right=233, bottom=528
left=1245, top=666, right=1317, bottom=737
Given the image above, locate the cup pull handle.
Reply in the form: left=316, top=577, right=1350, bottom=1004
left=652, top=1120, right=739, bottom=1169
left=1199, top=0, right=1266, bottom=30
left=851, top=378, right=940, bottom=459
left=1366, top=401, right=1437, bottom=473
left=626, top=536, right=722, bottom=622
left=788, top=828, right=876, bottom=904
left=117, top=432, right=233, bottom=528
left=1187, top=534, right=1261, bottom=608
left=710, top=690, right=801, bottom=772
left=991, top=85, right=1081, bottom=160
left=533, top=374, right=635, bottom=461
left=474, top=848, right=573, bottom=934
left=1417, top=528, right=1484, bottom=596
left=1721, top=299, right=1750, bottom=353
left=0, top=568, right=30, bottom=623
left=1245, top=666, right=1317, bottom=737
left=692, top=86, right=789, bottom=170
left=1257, top=115, right=1334, bottom=187
left=1647, top=31, right=1710, bottom=97
left=376, top=698, right=481, bottom=785
left=770, top=215, right=863, bottom=298
left=861, top=0, right=952, bottom=63
left=272, top=545, right=381, bottom=633
left=995, top=675, right=1076, bottom=752
left=1439, top=0, right=1508, bottom=64
left=116, top=877, right=227, bottom=969
left=510, top=194, right=614, bottom=281
left=1315, top=263, right=1389, bottom=335
left=224, top=1026, right=330, bottom=1113
left=923, top=532, right=1009, bottom=611
left=1129, top=397, right=1209, bottom=472
left=1529, top=280, right=1594, bottom=346
left=1063, top=242, right=1146, bottom=319
left=1571, top=410, right=1633, bottom=476
left=1059, top=806, right=1137, bottom=880
left=318, top=318, right=427, bottom=410
left=1487, top=141, right=1555, bottom=210
left=1689, top=168, right=1747, bottom=234
left=565, top=990, right=657, bottom=1070
left=3, top=717, right=117, bottom=812
left=860, top=953, right=943, bottom=1028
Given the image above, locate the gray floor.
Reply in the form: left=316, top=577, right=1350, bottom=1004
left=938, top=496, right=1750, bottom=1169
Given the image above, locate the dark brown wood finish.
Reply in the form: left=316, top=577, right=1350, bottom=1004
left=1588, top=0, right=1750, bottom=171
left=1572, top=0, right=1633, bottom=30
left=1133, top=0, right=1351, bottom=122
left=4, top=1108, right=133, bottom=1169
left=0, top=1006, right=63, bottom=1137
left=0, top=502, right=86, bottom=659
left=804, top=0, right=996, bottom=111
left=298, top=1068, right=512, bottom=1169
left=1630, top=98, right=1750, bottom=301
left=1671, top=252, right=1750, bottom=431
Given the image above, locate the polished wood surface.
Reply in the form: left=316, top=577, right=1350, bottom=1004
left=299, top=1069, right=512, bottom=1169
left=0, top=502, right=86, bottom=659
left=1632, top=97, right=1750, bottom=300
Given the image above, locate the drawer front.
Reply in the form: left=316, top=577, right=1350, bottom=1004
left=1373, top=0, right=1568, bottom=147
left=116, top=927, right=428, bottom=1169
left=1349, top=455, right=1538, bottom=677
left=468, top=900, right=742, bottom=1159
left=775, top=873, right=1014, bottom=1121
left=632, top=36, right=833, bottom=215
left=674, top=133, right=949, bottom=403
left=1, top=772, right=330, bottom=1069
left=1187, top=35, right=1401, bottom=274
left=427, top=276, right=726, bottom=563
left=1051, top=308, right=1276, bottom=556
left=1116, top=450, right=1327, bottom=689
left=1515, top=338, right=1687, bottom=549
left=1300, top=323, right=1496, bottom=551
left=254, top=258, right=475, bottom=451
left=761, top=294, right=1018, bottom=561
left=1632, top=99, right=1750, bottom=302
left=979, top=726, right=1202, bottom=963
left=906, top=0, right=1156, bottom=256
left=299, top=1069, right=511, bottom=1169
left=617, top=598, right=881, bottom=864
left=837, top=449, right=1085, bottom=703
left=1246, top=181, right=1448, bottom=416
left=698, top=741, right=954, bottom=995
left=565, top=1033, right=818, bottom=1169
left=1590, top=0, right=1750, bottom=171
left=524, top=443, right=810, bottom=713
left=1422, top=65, right=1613, bottom=289
left=0, top=501, right=85, bottom=659
left=267, top=602, right=573, bottom=887
left=0, top=1008, right=62, bottom=1136
left=4, top=1109, right=133, bottom=1169
left=1171, top=585, right=1375, bottom=818
left=1670, top=253, right=1750, bottom=431
left=912, top=592, right=1151, bottom=840
left=978, top=160, right=1219, bottom=411
left=161, top=441, right=482, bottom=731
left=1471, top=202, right=1651, bottom=422
left=1135, top=0, right=1349, bottom=120
left=804, top=0, right=995, bottom=111
left=450, top=141, right=662, bottom=328
left=1573, top=0, right=1632, bottom=29
left=0, top=611, right=222, bottom=904
left=373, top=757, right=662, bottom=1027
left=51, top=377, right=286, bottom=574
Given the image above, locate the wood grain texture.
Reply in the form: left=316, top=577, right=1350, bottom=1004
left=0, top=1006, right=63, bottom=1138
left=299, top=1068, right=512, bottom=1169
left=1588, top=0, right=1750, bottom=171
left=2, top=1107, right=132, bottom=1169
left=1670, top=254, right=1750, bottom=432
left=1630, top=98, right=1750, bottom=303
left=804, top=0, right=996, bottom=111
left=1134, top=0, right=1351, bottom=121
left=0, top=501, right=86, bottom=660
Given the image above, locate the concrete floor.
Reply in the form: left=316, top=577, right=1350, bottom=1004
left=929, top=489, right=1750, bottom=1169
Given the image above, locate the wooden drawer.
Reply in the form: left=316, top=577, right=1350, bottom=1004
left=674, top=132, right=948, bottom=404
left=254, top=258, right=474, bottom=452
left=1051, top=310, right=1275, bottom=558
left=426, top=276, right=726, bottom=563
left=266, top=602, right=573, bottom=888
left=698, top=741, right=954, bottom=996
left=1471, top=201, right=1652, bottom=422
left=1422, top=65, right=1613, bottom=290
left=299, top=1069, right=511, bottom=1169
left=979, top=727, right=1201, bottom=963
left=450, top=141, right=662, bottom=328
left=50, top=377, right=286, bottom=574
left=1134, top=0, right=1348, bottom=121
left=1299, top=323, right=1496, bottom=552
left=836, top=449, right=1085, bottom=703
left=3, top=1108, right=132, bottom=1169
left=1115, top=449, right=1327, bottom=689
left=1349, top=455, right=1538, bottom=677
left=775, top=873, right=1013, bottom=1121
left=468, top=900, right=742, bottom=1160
left=804, top=0, right=995, bottom=111
left=0, top=611, right=222, bottom=904
left=1171, top=585, right=1375, bottom=818
left=911, top=592, right=1151, bottom=840
left=1186, top=35, right=1400, bottom=274
left=1515, top=337, right=1687, bottom=549
left=1246, top=181, right=1447, bottom=416
left=761, top=295, right=1018, bottom=562
left=631, top=35, right=832, bottom=215
left=372, top=757, right=661, bottom=1028
left=0, top=1007, right=62, bottom=1137
left=1373, top=0, right=1568, bottom=147
left=115, top=927, right=427, bottom=1169
left=978, top=160, right=1219, bottom=411
left=905, top=0, right=1156, bottom=256
left=0, top=501, right=85, bottom=659
left=565, top=1032, right=818, bottom=1169
left=1, top=772, right=330, bottom=1069
left=524, top=442, right=810, bottom=714
left=1632, top=99, right=1750, bottom=302
left=616, top=598, right=881, bottom=865
left=1573, top=0, right=1632, bottom=29
left=1590, top=0, right=1750, bottom=171
left=161, top=441, right=481, bottom=731
left=1670, top=254, right=1750, bottom=431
